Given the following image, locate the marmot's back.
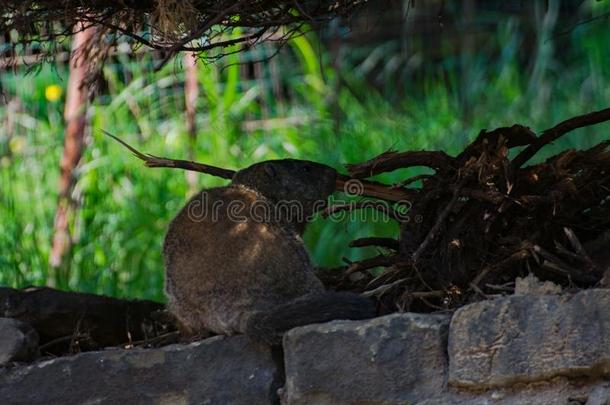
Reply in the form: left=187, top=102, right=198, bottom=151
left=163, top=184, right=324, bottom=336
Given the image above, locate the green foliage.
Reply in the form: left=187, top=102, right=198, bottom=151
left=1, top=13, right=610, bottom=301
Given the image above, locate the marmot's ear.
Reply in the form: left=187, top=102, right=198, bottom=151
left=264, top=163, right=276, bottom=178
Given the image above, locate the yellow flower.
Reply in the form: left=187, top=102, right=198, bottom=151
left=9, top=136, right=26, bottom=154
left=45, top=84, right=63, bottom=102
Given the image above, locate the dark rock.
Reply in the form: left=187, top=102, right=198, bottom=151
left=448, top=289, right=610, bottom=389
left=0, top=335, right=281, bottom=405
left=282, top=313, right=450, bottom=405
left=0, top=287, right=169, bottom=355
left=0, top=318, right=39, bottom=364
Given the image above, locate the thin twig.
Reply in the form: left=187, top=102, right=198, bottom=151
left=349, top=237, right=399, bottom=250
left=102, top=130, right=236, bottom=179
left=129, top=331, right=181, bottom=347
left=323, top=201, right=403, bottom=222
left=336, top=174, right=416, bottom=202
left=154, top=0, right=250, bottom=70
left=551, top=11, right=610, bottom=41
left=470, top=247, right=531, bottom=289
left=411, top=180, right=464, bottom=263
left=346, top=254, right=396, bottom=275
left=392, top=174, right=433, bottom=188
left=362, top=278, right=408, bottom=297
left=39, top=334, right=88, bottom=352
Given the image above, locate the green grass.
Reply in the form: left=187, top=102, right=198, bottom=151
left=1, top=11, right=610, bottom=301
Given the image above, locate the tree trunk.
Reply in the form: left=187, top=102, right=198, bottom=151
left=184, top=51, right=199, bottom=194
left=48, top=24, right=95, bottom=286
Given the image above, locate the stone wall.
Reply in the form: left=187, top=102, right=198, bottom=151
left=2, top=287, right=610, bottom=404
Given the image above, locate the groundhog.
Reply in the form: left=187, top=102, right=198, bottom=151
left=163, top=159, right=376, bottom=344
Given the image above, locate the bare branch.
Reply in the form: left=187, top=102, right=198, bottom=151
left=512, top=107, right=610, bottom=169
left=101, top=130, right=236, bottom=180
left=336, top=174, right=417, bottom=202
left=345, top=150, right=455, bottom=179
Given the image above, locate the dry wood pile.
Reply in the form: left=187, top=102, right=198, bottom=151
left=112, top=108, right=610, bottom=314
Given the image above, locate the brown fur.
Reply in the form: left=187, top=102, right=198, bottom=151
left=163, top=159, right=337, bottom=337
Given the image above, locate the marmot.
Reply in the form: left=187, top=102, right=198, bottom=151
left=163, top=159, right=376, bottom=344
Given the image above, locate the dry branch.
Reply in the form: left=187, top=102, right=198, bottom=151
left=346, top=254, right=396, bottom=275
left=105, top=130, right=417, bottom=202
left=323, top=201, right=404, bottom=222
left=345, top=150, right=455, bottom=178
left=512, top=107, right=610, bottom=168
left=411, top=178, right=464, bottom=264
left=102, top=130, right=236, bottom=179
left=1, top=0, right=366, bottom=68
left=335, top=174, right=416, bottom=202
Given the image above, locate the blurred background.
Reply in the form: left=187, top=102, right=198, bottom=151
left=1, top=0, right=609, bottom=301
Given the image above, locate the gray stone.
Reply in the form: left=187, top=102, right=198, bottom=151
left=514, top=273, right=562, bottom=296
left=0, top=335, right=281, bottom=405
left=0, top=318, right=39, bottom=365
left=421, top=379, right=609, bottom=405
left=282, top=313, right=450, bottom=405
left=448, top=289, right=610, bottom=389
left=586, top=383, right=610, bottom=405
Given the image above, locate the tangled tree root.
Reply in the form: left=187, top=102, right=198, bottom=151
left=334, top=108, right=610, bottom=313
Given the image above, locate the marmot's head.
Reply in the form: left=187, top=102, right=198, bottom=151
left=232, top=159, right=337, bottom=222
